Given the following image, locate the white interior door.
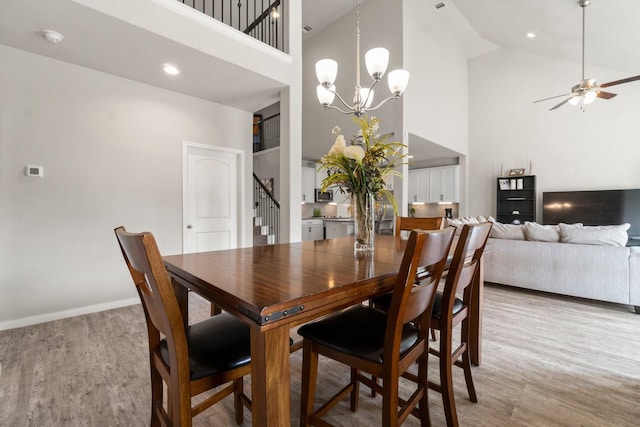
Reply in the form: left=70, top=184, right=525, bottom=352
left=183, top=143, right=242, bottom=253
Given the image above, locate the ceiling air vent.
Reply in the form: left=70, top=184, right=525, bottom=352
left=433, top=2, right=446, bottom=11
left=303, top=25, right=313, bottom=33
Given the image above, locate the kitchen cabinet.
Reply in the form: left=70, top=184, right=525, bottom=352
left=427, top=166, right=459, bottom=203
left=330, top=186, right=351, bottom=205
left=301, top=219, right=324, bottom=241
left=408, top=169, right=429, bottom=203
left=324, top=220, right=354, bottom=239
left=409, top=166, right=459, bottom=204
left=301, top=167, right=315, bottom=203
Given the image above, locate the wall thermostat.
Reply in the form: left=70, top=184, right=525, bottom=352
left=26, top=165, right=44, bottom=177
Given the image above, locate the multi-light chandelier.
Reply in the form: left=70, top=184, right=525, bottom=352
left=314, top=0, right=409, bottom=117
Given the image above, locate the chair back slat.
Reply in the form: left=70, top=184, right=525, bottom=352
left=114, top=227, right=189, bottom=371
left=384, top=227, right=455, bottom=357
left=441, top=223, right=492, bottom=319
left=395, top=216, right=444, bottom=237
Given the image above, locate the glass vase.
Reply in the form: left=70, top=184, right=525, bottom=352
left=353, top=192, right=375, bottom=252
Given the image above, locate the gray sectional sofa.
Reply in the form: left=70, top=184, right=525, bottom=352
left=481, top=221, right=640, bottom=313
left=484, top=237, right=640, bottom=311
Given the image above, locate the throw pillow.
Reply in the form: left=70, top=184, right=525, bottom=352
left=490, top=222, right=526, bottom=240
left=522, top=222, right=583, bottom=242
left=523, top=222, right=560, bottom=242
left=447, top=216, right=496, bottom=235
left=559, top=223, right=630, bottom=247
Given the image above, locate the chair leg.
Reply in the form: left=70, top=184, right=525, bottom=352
left=440, top=329, right=459, bottom=427
left=430, top=328, right=437, bottom=341
left=461, top=350, right=477, bottom=403
left=370, top=375, right=378, bottom=397
left=350, top=368, right=360, bottom=412
left=418, top=352, right=431, bottom=427
left=300, top=340, right=319, bottom=427
left=233, top=378, right=244, bottom=424
left=381, top=373, right=399, bottom=427
left=150, top=367, right=163, bottom=427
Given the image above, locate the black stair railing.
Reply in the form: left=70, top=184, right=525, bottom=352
left=253, top=173, right=280, bottom=245
left=178, top=0, right=286, bottom=52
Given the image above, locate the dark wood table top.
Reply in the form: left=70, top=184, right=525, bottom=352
left=164, top=234, right=485, bottom=426
left=164, top=235, right=410, bottom=328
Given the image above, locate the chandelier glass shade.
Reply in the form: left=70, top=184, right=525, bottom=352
left=314, top=0, right=409, bottom=116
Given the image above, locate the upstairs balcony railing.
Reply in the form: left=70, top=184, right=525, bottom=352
left=253, top=113, right=280, bottom=153
left=178, top=0, right=286, bottom=52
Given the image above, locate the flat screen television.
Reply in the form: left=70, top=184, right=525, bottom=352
left=543, top=189, right=640, bottom=242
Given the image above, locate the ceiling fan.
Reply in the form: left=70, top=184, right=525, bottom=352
left=534, top=0, right=640, bottom=111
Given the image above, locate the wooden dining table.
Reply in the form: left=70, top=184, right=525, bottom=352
left=163, top=234, right=485, bottom=427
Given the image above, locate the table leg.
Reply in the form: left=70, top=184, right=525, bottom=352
left=469, top=257, right=484, bottom=366
left=210, top=303, right=222, bottom=316
left=250, top=325, right=291, bottom=427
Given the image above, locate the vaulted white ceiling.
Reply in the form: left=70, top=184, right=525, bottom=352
left=2, top=0, right=637, bottom=108
left=304, top=0, right=640, bottom=74
left=1, top=0, right=638, bottom=162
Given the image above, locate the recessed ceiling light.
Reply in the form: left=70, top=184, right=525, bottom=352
left=526, top=32, right=536, bottom=38
left=408, top=155, right=414, bottom=159
left=42, top=29, right=64, bottom=44
left=162, top=63, right=180, bottom=75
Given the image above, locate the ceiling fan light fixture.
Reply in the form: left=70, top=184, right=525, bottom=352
left=583, top=91, right=597, bottom=104
left=534, top=0, right=640, bottom=111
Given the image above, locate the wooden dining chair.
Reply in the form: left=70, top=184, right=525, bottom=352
left=298, top=227, right=455, bottom=427
left=377, top=216, right=443, bottom=342
left=395, top=216, right=444, bottom=237
left=428, top=222, right=492, bottom=427
left=114, top=227, right=252, bottom=426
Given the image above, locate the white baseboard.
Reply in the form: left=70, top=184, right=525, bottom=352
left=0, top=297, right=141, bottom=331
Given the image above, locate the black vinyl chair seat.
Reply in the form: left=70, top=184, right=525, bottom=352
left=160, top=313, right=251, bottom=381
left=431, top=291, right=464, bottom=321
left=297, top=304, right=419, bottom=364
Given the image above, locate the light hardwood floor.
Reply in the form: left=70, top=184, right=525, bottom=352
left=1, top=283, right=639, bottom=426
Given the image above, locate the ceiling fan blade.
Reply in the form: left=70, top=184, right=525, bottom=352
left=549, top=97, right=573, bottom=111
left=596, top=90, right=617, bottom=99
left=533, top=93, right=571, bottom=104
left=600, top=74, right=640, bottom=88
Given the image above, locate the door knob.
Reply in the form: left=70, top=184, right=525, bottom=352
left=187, top=224, right=193, bottom=229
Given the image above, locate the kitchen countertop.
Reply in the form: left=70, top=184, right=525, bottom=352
left=303, top=217, right=354, bottom=222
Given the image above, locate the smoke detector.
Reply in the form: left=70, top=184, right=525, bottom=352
left=42, top=29, right=64, bottom=44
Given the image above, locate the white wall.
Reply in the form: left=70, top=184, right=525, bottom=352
left=402, top=0, right=469, bottom=157
left=0, top=45, right=252, bottom=329
left=468, top=48, right=640, bottom=220
left=399, top=0, right=469, bottom=215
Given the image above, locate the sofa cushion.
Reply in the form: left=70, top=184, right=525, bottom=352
left=484, top=238, right=632, bottom=305
left=559, top=223, right=630, bottom=247
left=490, top=222, right=525, bottom=240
